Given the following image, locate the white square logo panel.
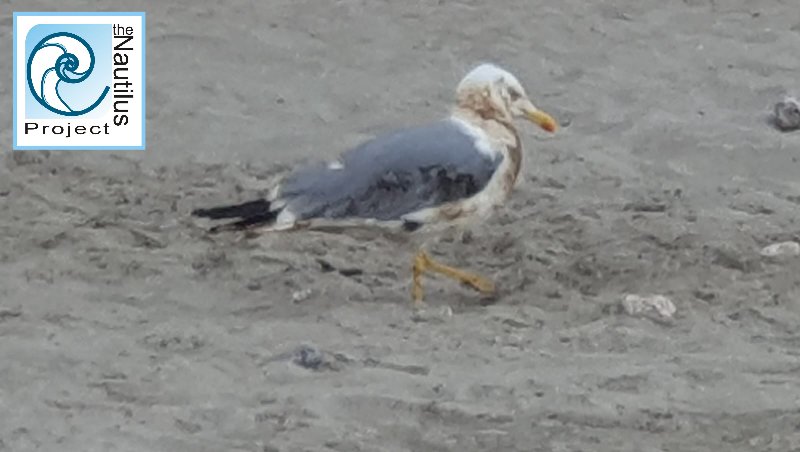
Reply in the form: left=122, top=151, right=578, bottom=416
left=13, top=12, right=146, bottom=150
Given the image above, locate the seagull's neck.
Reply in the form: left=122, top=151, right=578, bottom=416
left=451, top=106, right=511, bottom=128
left=450, top=105, right=519, bottom=145
left=453, top=90, right=514, bottom=126
left=450, top=103, right=524, bottom=195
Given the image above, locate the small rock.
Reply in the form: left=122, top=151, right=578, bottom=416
left=621, top=294, right=676, bottom=318
left=316, top=258, right=335, bottom=273
left=760, top=241, right=800, bottom=258
left=411, top=305, right=453, bottom=323
left=772, top=96, right=800, bottom=131
left=292, top=345, right=325, bottom=370
left=129, top=229, right=165, bottom=249
left=692, top=288, right=717, bottom=302
left=291, top=288, right=312, bottom=303
left=338, top=268, right=363, bottom=277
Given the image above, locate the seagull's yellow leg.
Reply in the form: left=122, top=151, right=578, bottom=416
left=412, top=251, right=426, bottom=306
left=411, top=249, right=495, bottom=305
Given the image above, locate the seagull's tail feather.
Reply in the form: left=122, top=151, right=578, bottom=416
left=192, top=199, right=272, bottom=220
left=192, top=199, right=280, bottom=234
left=207, top=211, right=280, bottom=234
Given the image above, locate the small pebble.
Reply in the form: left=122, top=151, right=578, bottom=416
left=772, top=96, right=800, bottom=131
left=292, top=288, right=313, bottom=303
left=292, top=344, right=325, bottom=370
left=760, top=241, right=800, bottom=258
left=621, top=294, right=676, bottom=318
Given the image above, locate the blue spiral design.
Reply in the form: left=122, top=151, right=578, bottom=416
left=26, top=31, right=110, bottom=116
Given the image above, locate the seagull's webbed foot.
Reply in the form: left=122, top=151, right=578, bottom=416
left=411, top=249, right=495, bottom=307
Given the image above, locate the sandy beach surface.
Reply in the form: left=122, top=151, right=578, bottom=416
left=3, top=1, right=800, bottom=451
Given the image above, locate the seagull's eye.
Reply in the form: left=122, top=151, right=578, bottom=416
left=508, top=89, right=521, bottom=101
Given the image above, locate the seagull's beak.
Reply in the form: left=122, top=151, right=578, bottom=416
left=523, top=102, right=558, bottom=133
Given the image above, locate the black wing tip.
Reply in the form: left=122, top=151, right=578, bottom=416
left=204, top=210, right=281, bottom=234
left=402, top=220, right=423, bottom=232
left=191, top=199, right=272, bottom=220
left=192, top=199, right=278, bottom=233
left=191, top=207, right=214, bottom=218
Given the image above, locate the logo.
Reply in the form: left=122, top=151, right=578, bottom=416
left=27, top=31, right=110, bottom=116
left=13, top=12, right=146, bottom=150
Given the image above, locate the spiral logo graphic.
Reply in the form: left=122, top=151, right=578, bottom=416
left=26, top=31, right=110, bottom=116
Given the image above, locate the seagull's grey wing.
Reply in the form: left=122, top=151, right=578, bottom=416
left=277, top=119, right=502, bottom=222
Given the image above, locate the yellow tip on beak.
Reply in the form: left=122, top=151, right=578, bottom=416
left=526, top=108, right=558, bottom=133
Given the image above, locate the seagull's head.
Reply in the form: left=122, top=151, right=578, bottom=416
left=456, top=63, right=558, bottom=133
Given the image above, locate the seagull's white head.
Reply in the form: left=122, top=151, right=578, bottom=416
left=456, top=63, right=557, bottom=133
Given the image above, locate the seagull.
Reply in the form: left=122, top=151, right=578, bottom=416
left=192, top=63, right=558, bottom=307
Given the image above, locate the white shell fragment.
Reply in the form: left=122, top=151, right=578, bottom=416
left=622, top=294, right=676, bottom=319
left=292, top=288, right=313, bottom=303
left=760, top=241, right=800, bottom=258
left=411, top=305, right=453, bottom=323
